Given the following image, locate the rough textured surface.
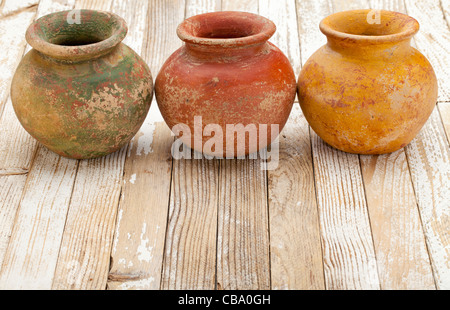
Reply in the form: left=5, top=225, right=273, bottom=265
left=11, top=10, right=153, bottom=159
left=298, top=10, right=438, bottom=154
left=155, top=11, right=296, bottom=157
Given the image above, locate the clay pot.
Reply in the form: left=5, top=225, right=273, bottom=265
left=11, top=10, right=153, bottom=159
left=155, top=11, right=296, bottom=157
left=298, top=10, right=438, bottom=154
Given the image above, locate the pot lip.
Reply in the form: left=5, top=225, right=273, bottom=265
left=26, top=9, right=128, bottom=61
left=319, top=9, right=419, bottom=44
left=177, top=11, right=276, bottom=48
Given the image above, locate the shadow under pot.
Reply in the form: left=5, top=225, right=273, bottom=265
left=11, top=10, right=153, bottom=159
left=298, top=9, right=438, bottom=155
left=155, top=11, right=297, bottom=158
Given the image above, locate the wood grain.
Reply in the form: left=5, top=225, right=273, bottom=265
left=360, top=151, right=435, bottom=289
left=311, top=132, right=380, bottom=290
left=0, top=0, right=448, bottom=291
left=260, top=0, right=324, bottom=290
left=52, top=148, right=125, bottom=289
left=363, top=0, right=436, bottom=290
left=0, top=146, right=78, bottom=289
left=297, top=0, right=380, bottom=290
left=0, top=0, right=38, bottom=18
left=186, top=0, right=220, bottom=16
left=108, top=0, right=185, bottom=290
left=404, top=0, right=450, bottom=102
left=221, top=0, right=258, bottom=13
left=0, top=175, right=27, bottom=266
left=368, top=0, right=406, bottom=12
left=0, top=0, right=39, bottom=174
left=158, top=0, right=221, bottom=290
left=405, top=109, right=450, bottom=289
left=0, top=0, right=78, bottom=290
left=0, top=0, right=37, bottom=118
left=144, top=0, right=186, bottom=124
left=108, top=122, right=174, bottom=290
left=295, top=0, right=332, bottom=65
left=49, top=0, right=128, bottom=290
left=162, top=154, right=219, bottom=289
left=259, top=0, right=301, bottom=77
left=438, top=102, right=450, bottom=143
left=217, top=158, right=270, bottom=290
left=214, top=0, right=271, bottom=291
left=0, top=99, right=38, bottom=175
left=268, top=105, right=325, bottom=290
left=74, top=0, right=111, bottom=9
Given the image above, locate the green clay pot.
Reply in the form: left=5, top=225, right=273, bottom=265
left=11, top=10, right=153, bottom=159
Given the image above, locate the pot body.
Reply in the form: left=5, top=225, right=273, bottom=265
left=298, top=10, right=438, bottom=154
left=11, top=10, right=153, bottom=159
left=155, top=12, right=296, bottom=157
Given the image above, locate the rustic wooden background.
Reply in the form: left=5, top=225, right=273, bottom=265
left=0, top=0, right=449, bottom=290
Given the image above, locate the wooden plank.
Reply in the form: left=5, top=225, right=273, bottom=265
left=107, top=123, right=173, bottom=290
left=107, top=0, right=185, bottom=290
left=259, top=0, right=324, bottom=290
left=0, top=0, right=37, bottom=117
left=404, top=0, right=450, bottom=102
left=361, top=0, right=436, bottom=290
left=0, top=146, right=78, bottom=289
left=438, top=102, right=450, bottom=143
left=158, top=0, right=220, bottom=290
left=0, top=0, right=39, bottom=174
left=267, top=106, right=325, bottom=290
left=185, top=0, right=220, bottom=16
left=49, top=0, right=140, bottom=290
left=145, top=0, right=186, bottom=75
left=295, top=0, right=332, bottom=65
left=52, top=148, right=125, bottom=289
left=311, top=132, right=380, bottom=289
left=443, top=0, right=450, bottom=28
left=217, top=158, right=270, bottom=290
left=0, top=175, right=27, bottom=266
left=213, top=0, right=270, bottom=291
left=74, top=0, right=111, bottom=9
left=405, top=109, right=450, bottom=289
left=162, top=155, right=219, bottom=290
left=0, top=0, right=78, bottom=290
left=34, top=0, right=75, bottom=14
left=221, top=0, right=258, bottom=13
left=0, top=0, right=38, bottom=17
left=145, top=0, right=187, bottom=124
left=360, top=151, right=435, bottom=289
left=368, top=0, right=406, bottom=12
left=296, top=0, right=380, bottom=290
left=331, top=0, right=369, bottom=10
left=259, top=0, right=301, bottom=77
left=0, top=98, right=38, bottom=175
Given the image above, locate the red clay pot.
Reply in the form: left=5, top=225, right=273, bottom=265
left=155, top=11, right=296, bottom=157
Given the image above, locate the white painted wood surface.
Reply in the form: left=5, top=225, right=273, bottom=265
left=108, top=0, right=185, bottom=290
left=0, top=147, right=78, bottom=289
left=0, top=0, right=448, bottom=290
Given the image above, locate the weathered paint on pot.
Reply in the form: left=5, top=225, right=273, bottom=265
left=11, top=10, right=153, bottom=159
left=298, top=10, right=438, bottom=154
left=155, top=11, right=297, bottom=157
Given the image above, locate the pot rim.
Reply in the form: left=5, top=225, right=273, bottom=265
left=26, top=9, right=128, bottom=61
left=177, top=11, right=276, bottom=48
left=319, top=9, right=419, bottom=44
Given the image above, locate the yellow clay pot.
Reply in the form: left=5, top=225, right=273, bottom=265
left=298, top=10, right=438, bottom=154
